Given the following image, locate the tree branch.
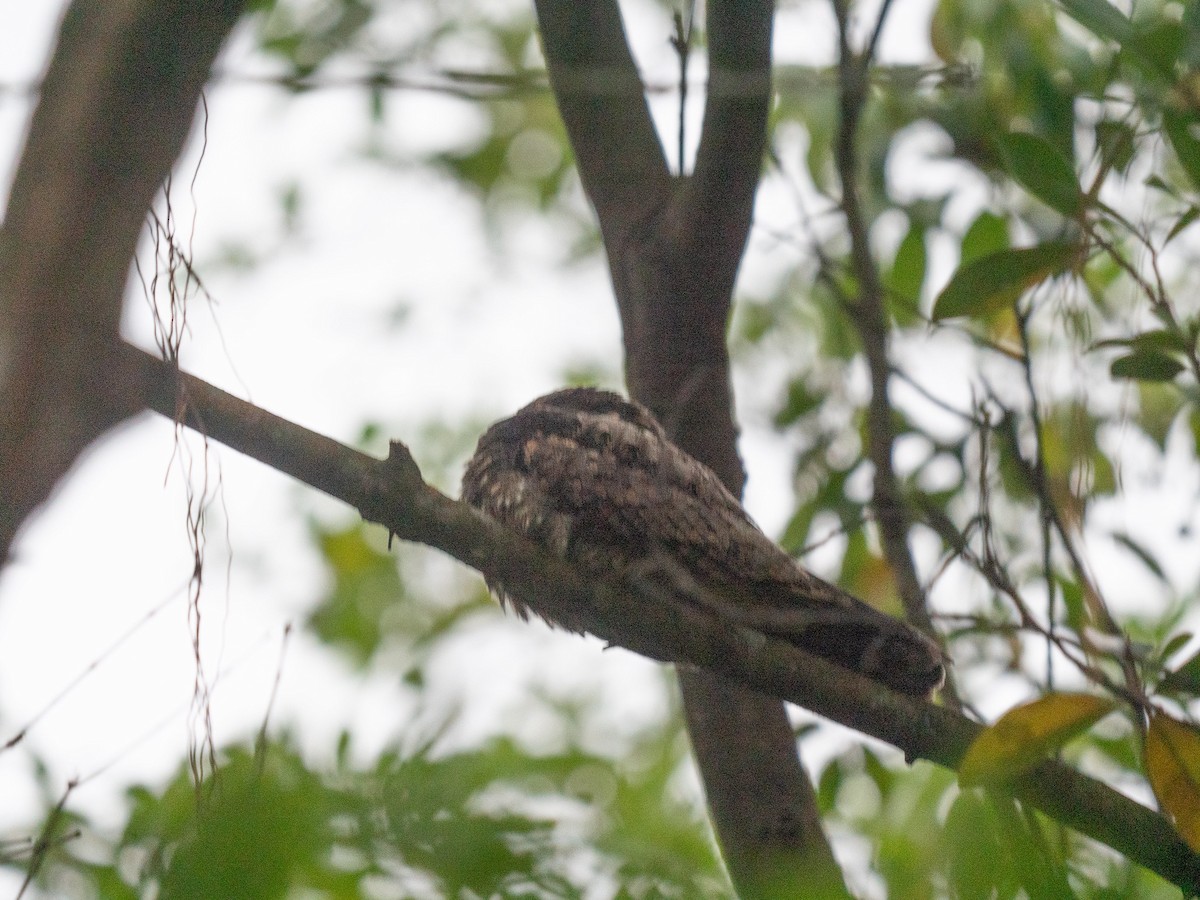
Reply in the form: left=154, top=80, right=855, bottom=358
left=532, top=0, right=671, bottom=244
left=829, top=0, right=960, bottom=709
left=686, top=0, right=773, bottom=291
left=123, top=341, right=1200, bottom=895
left=0, top=0, right=248, bottom=562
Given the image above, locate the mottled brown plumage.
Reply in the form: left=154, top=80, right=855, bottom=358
left=462, top=387, right=945, bottom=696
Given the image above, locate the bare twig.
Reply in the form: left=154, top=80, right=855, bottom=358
left=669, top=2, right=697, bottom=172
left=16, top=780, right=79, bottom=899
left=829, top=0, right=961, bottom=709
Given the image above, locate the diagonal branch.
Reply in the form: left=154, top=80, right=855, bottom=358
left=122, top=341, right=1200, bottom=895
left=532, top=0, right=671, bottom=244
left=685, top=0, right=773, bottom=291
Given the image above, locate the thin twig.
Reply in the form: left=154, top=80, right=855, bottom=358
left=829, top=0, right=961, bottom=708
left=669, top=2, right=697, bottom=173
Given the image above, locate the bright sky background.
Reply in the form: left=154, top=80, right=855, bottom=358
left=2, top=2, right=1197, bottom=897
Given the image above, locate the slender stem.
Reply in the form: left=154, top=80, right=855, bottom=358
left=830, top=0, right=961, bottom=708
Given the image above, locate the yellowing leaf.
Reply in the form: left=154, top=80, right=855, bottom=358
left=1146, top=710, right=1200, bottom=852
left=932, top=242, right=1081, bottom=321
left=959, top=693, right=1117, bottom=785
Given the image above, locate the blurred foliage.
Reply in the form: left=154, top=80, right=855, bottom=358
left=7, top=724, right=724, bottom=899
left=759, top=0, right=1200, bottom=889
left=8, top=0, right=1200, bottom=894
left=244, top=0, right=599, bottom=253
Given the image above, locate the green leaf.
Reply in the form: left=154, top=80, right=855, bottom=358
left=1146, top=174, right=1180, bottom=199
left=1093, top=329, right=1188, bottom=353
left=961, top=211, right=1010, bottom=267
left=1160, top=649, right=1200, bottom=695
left=942, top=792, right=1009, bottom=900
left=774, top=377, right=823, bottom=427
left=885, top=221, right=928, bottom=313
left=959, top=693, right=1117, bottom=784
left=1134, top=329, right=1190, bottom=352
left=1163, top=110, right=1200, bottom=192
left=1146, top=711, right=1200, bottom=852
left=159, top=748, right=330, bottom=899
left=1110, top=350, right=1184, bottom=382
left=1055, top=0, right=1136, bottom=46
left=1059, top=577, right=1085, bottom=633
left=997, top=132, right=1083, bottom=217
left=932, top=242, right=1080, bottom=320
left=1095, top=120, right=1136, bottom=174
left=1166, top=206, right=1200, bottom=245
left=1131, top=19, right=1185, bottom=80
left=308, top=523, right=405, bottom=664
left=1162, top=631, right=1194, bottom=662
left=1110, top=531, right=1168, bottom=583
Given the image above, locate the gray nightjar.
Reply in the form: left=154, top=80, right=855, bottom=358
left=461, top=387, right=945, bottom=696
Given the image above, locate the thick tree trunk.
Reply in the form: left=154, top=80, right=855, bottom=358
left=533, top=1, right=850, bottom=894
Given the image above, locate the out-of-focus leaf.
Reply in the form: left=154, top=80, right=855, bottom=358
left=816, top=756, right=846, bottom=813
left=779, top=465, right=852, bottom=555
left=840, top=528, right=899, bottom=613
left=997, top=131, right=1083, bottom=217
left=1094, top=328, right=1192, bottom=353
left=1146, top=174, right=1181, bottom=198
left=258, top=0, right=373, bottom=78
left=1145, top=711, right=1200, bottom=852
left=774, top=377, right=823, bottom=427
left=933, top=242, right=1080, bottom=320
left=1132, top=19, right=1186, bottom=80
left=1132, top=382, right=1185, bottom=450
left=1110, top=531, right=1168, bottom=583
left=736, top=300, right=776, bottom=345
left=1091, top=727, right=1142, bottom=772
left=308, top=523, right=404, bottom=664
left=885, top=221, right=927, bottom=322
left=1160, top=649, right=1200, bottom=695
left=1056, top=0, right=1136, bottom=46
left=945, top=789, right=1075, bottom=899
left=1095, top=119, right=1136, bottom=174
left=942, top=792, right=1012, bottom=900
left=1110, top=350, right=1184, bottom=382
left=1059, top=577, right=1085, bottom=633
left=1164, top=110, right=1200, bottom=192
left=160, top=749, right=330, bottom=900
left=1166, top=206, right=1200, bottom=245
left=1145, top=329, right=1190, bottom=353
left=1162, top=632, right=1194, bottom=662
left=959, top=693, right=1118, bottom=784
left=961, top=211, right=1010, bottom=266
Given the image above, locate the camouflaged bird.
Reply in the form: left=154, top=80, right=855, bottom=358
left=461, top=387, right=945, bottom=696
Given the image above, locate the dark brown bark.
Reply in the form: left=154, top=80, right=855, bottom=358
left=533, top=1, right=849, bottom=895
left=0, top=0, right=248, bottom=562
